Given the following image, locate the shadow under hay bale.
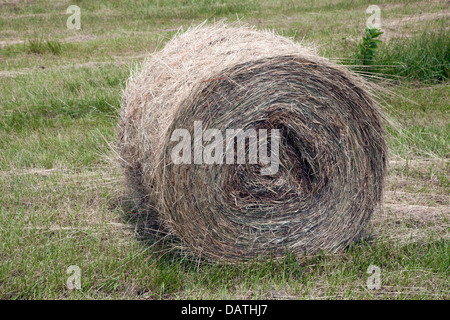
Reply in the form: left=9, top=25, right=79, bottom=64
left=118, top=23, right=387, bottom=262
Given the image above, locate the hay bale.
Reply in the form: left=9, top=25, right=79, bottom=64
left=118, top=23, right=387, bottom=262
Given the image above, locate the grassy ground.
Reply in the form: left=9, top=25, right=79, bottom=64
left=0, top=0, right=448, bottom=299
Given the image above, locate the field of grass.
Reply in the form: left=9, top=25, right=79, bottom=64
left=0, top=0, right=448, bottom=299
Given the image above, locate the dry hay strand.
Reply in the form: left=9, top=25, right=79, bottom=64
left=118, top=22, right=387, bottom=262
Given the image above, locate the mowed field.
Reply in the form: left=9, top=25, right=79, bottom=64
left=0, top=0, right=448, bottom=299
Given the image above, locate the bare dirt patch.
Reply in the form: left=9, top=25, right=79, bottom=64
left=385, top=11, right=450, bottom=27
left=380, top=0, right=446, bottom=11
left=0, top=40, right=24, bottom=48
left=383, top=11, right=450, bottom=39
left=0, top=0, right=23, bottom=5
left=0, top=70, right=28, bottom=77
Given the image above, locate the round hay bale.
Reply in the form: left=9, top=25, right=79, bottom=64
left=118, top=23, right=387, bottom=262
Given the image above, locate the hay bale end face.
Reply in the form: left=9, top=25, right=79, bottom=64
left=119, top=23, right=387, bottom=262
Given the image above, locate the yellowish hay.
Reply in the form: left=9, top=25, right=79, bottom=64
left=119, top=22, right=387, bottom=262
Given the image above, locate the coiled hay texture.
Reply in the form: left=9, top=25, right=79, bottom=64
left=119, top=23, right=387, bottom=262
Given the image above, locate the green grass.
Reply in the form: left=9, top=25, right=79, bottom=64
left=376, top=27, right=450, bottom=82
left=25, top=38, right=63, bottom=55
left=382, top=82, right=449, bottom=158
left=0, top=0, right=449, bottom=300
left=0, top=66, right=125, bottom=132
